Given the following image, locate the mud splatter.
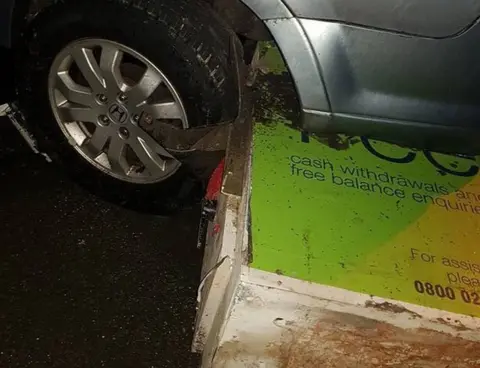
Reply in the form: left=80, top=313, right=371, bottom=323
left=258, top=41, right=288, bottom=76
left=365, top=301, right=421, bottom=319
left=253, top=72, right=301, bottom=126
left=252, top=50, right=351, bottom=152
left=302, top=229, right=312, bottom=277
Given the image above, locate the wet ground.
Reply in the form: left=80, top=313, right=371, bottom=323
left=0, top=118, right=202, bottom=367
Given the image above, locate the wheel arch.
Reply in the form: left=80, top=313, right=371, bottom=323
left=263, top=18, right=332, bottom=119
left=210, top=0, right=332, bottom=129
left=207, top=0, right=272, bottom=41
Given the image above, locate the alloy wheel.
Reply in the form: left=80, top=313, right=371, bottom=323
left=48, top=38, right=188, bottom=184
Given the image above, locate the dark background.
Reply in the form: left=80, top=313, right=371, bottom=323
left=0, top=118, right=203, bottom=367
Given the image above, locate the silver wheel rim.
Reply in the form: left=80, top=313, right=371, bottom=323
left=48, top=38, right=188, bottom=184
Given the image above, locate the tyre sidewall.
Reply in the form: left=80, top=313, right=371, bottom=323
left=17, top=1, right=235, bottom=212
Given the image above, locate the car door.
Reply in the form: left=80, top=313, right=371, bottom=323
left=287, top=0, right=480, bottom=148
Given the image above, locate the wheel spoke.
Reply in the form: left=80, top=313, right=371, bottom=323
left=129, top=127, right=176, bottom=173
left=132, top=126, right=175, bottom=159
left=107, top=136, right=129, bottom=173
left=56, top=72, right=95, bottom=107
left=57, top=106, right=97, bottom=123
left=71, top=47, right=106, bottom=93
left=84, top=127, right=110, bottom=156
left=100, top=45, right=125, bottom=92
left=127, top=67, right=163, bottom=106
left=143, top=101, right=182, bottom=120
left=50, top=39, right=187, bottom=183
left=131, top=137, right=168, bottom=173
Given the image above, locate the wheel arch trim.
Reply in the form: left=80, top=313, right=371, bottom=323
left=264, top=18, right=331, bottom=116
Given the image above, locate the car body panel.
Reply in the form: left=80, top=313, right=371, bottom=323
left=284, top=0, right=480, bottom=38
left=239, top=0, right=293, bottom=20
left=243, top=0, right=480, bottom=153
left=264, top=19, right=331, bottom=112
left=302, top=19, right=480, bottom=127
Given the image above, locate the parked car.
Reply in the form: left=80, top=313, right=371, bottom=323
left=1, top=0, right=479, bottom=209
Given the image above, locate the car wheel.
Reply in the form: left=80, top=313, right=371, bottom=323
left=16, top=0, right=239, bottom=213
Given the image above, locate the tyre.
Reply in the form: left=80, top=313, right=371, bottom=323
left=16, top=0, right=239, bottom=213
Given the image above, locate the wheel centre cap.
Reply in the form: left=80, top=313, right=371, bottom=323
left=108, top=103, right=129, bottom=124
